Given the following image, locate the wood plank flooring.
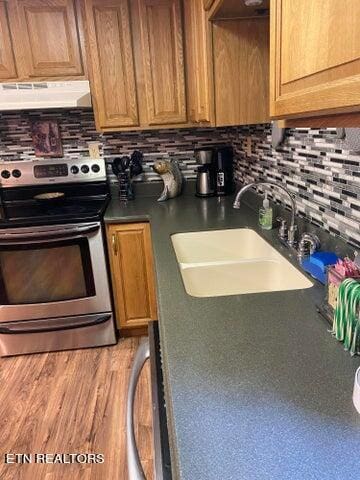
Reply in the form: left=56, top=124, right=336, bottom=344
left=0, top=338, right=154, bottom=480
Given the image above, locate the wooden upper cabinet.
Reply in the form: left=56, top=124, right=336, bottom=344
left=84, top=0, right=139, bottom=129
left=106, top=223, right=158, bottom=331
left=270, top=0, right=360, bottom=119
left=0, top=1, right=18, bottom=80
left=184, top=0, right=213, bottom=124
left=132, top=0, right=187, bottom=126
left=11, top=0, right=85, bottom=79
left=213, top=18, right=269, bottom=126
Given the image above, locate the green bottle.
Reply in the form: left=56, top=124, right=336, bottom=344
left=259, top=193, right=273, bottom=230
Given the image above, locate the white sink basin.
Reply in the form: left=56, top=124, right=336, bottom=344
left=171, top=229, right=313, bottom=297
left=172, top=228, right=279, bottom=263
left=180, top=259, right=312, bottom=297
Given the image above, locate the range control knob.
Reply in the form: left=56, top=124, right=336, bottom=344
left=70, top=165, right=79, bottom=174
left=1, top=170, right=11, bottom=179
left=81, top=165, right=89, bottom=174
left=12, top=169, right=21, bottom=178
left=91, top=164, right=100, bottom=173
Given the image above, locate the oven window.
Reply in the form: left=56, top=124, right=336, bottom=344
left=0, top=238, right=95, bottom=305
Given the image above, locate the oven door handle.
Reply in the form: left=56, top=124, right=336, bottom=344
left=0, top=223, right=100, bottom=242
left=0, top=314, right=111, bottom=334
left=0, top=235, right=91, bottom=246
left=127, top=338, right=150, bottom=480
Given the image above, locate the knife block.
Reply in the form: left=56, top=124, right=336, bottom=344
left=117, top=172, right=134, bottom=202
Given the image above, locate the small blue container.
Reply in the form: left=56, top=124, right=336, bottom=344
left=301, top=252, right=339, bottom=284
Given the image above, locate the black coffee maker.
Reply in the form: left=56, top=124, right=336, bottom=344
left=194, top=146, right=234, bottom=197
left=213, top=146, right=234, bottom=196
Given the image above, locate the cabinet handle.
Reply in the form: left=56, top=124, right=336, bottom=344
left=112, top=233, right=118, bottom=256
left=126, top=338, right=150, bottom=480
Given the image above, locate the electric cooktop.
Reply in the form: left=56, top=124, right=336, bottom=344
left=0, top=197, right=109, bottom=227
left=0, top=159, right=110, bottom=228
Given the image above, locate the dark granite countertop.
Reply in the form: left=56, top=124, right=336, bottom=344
left=105, top=190, right=360, bottom=480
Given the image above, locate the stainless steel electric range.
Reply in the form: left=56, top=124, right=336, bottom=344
left=0, top=158, right=116, bottom=357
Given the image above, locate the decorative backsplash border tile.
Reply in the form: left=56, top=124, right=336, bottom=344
left=0, top=109, right=359, bottom=247
left=231, top=125, right=360, bottom=248
left=103, top=127, right=230, bottom=182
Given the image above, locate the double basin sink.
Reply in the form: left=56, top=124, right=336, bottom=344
left=171, top=229, right=313, bottom=297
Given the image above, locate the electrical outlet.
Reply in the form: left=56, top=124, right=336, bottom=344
left=245, top=137, right=252, bottom=156
left=88, top=142, right=101, bottom=159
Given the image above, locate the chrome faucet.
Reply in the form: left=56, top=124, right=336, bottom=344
left=297, top=232, right=320, bottom=260
left=233, top=181, right=298, bottom=247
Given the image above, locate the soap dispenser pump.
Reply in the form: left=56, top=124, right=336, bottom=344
left=259, top=193, right=273, bottom=230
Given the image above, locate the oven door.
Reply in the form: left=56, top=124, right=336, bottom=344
left=0, top=222, right=112, bottom=322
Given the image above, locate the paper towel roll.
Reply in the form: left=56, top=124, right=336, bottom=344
left=344, top=128, right=360, bottom=152
left=353, top=367, right=360, bottom=414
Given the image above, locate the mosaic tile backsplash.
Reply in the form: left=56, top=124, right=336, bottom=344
left=231, top=125, right=360, bottom=248
left=0, top=109, right=230, bottom=182
left=0, top=109, right=359, bottom=246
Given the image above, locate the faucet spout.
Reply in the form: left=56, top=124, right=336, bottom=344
left=233, top=181, right=297, bottom=246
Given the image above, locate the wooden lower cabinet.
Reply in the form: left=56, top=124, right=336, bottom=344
left=106, top=223, right=158, bottom=333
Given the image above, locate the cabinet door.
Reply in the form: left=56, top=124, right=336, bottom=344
left=133, top=0, right=187, bottom=126
left=0, top=1, right=18, bottom=80
left=107, top=223, right=158, bottom=331
left=184, top=0, right=213, bottom=124
left=14, top=0, right=84, bottom=78
left=270, top=0, right=360, bottom=118
left=84, top=0, right=139, bottom=129
left=213, top=18, right=269, bottom=126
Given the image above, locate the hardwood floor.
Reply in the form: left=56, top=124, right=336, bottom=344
left=0, top=338, right=154, bottom=480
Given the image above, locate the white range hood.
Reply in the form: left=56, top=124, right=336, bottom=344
left=0, top=80, right=92, bottom=111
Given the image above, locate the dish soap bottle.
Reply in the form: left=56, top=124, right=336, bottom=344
left=259, top=193, right=273, bottom=230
